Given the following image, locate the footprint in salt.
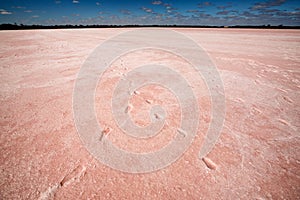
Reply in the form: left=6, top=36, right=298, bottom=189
left=125, top=104, right=133, bottom=114
left=278, top=119, right=293, bottom=128
left=282, top=95, right=293, bottom=104
left=133, top=90, right=140, bottom=95
left=202, top=157, right=217, bottom=170
left=177, top=128, right=187, bottom=138
left=146, top=99, right=153, bottom=104
left=99, top=127, right=112, bottom=141
left=154, top=113, right=163, bottom=120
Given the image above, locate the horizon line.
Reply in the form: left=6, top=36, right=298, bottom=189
left=1, top=23, right=300, bottom=30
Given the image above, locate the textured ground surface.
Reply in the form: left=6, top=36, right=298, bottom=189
left=0, top=28, right=299, bottom=199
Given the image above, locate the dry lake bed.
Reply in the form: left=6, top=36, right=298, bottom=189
left=0, top=28, right=299, bottom=199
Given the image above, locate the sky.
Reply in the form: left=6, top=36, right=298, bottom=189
left=0, top=0, right=299, bottom=26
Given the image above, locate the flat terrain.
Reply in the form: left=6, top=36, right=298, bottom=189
left=0, top=28, right=299, bottom=199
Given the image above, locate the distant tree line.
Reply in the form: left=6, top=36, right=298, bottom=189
left=0, top=23, right=299, bottom=30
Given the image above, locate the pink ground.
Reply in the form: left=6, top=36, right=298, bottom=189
left=0, top=28, right=299, bottom=199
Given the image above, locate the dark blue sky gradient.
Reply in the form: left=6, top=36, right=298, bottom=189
left=0, top=0, right=299, bottom=25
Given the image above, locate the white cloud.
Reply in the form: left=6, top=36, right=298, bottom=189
left=73, top=0, right=79, bottom=3
left=12, top=6, right=25, bottom=9
left=0, top=9, right=12, bottom=15
left=24, top=10, right=32, bottom=13
left=120, top=9, right=131, bottom=15
left=96, top=2, right=101, bottom=6
left=141, top=7, right=153, bottom=13
left=152, top=1, right=162, bottom=5
left=32, top=15, right=39, bottom=18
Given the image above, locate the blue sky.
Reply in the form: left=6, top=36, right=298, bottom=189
left=0, top=0, right=299, bottom=25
